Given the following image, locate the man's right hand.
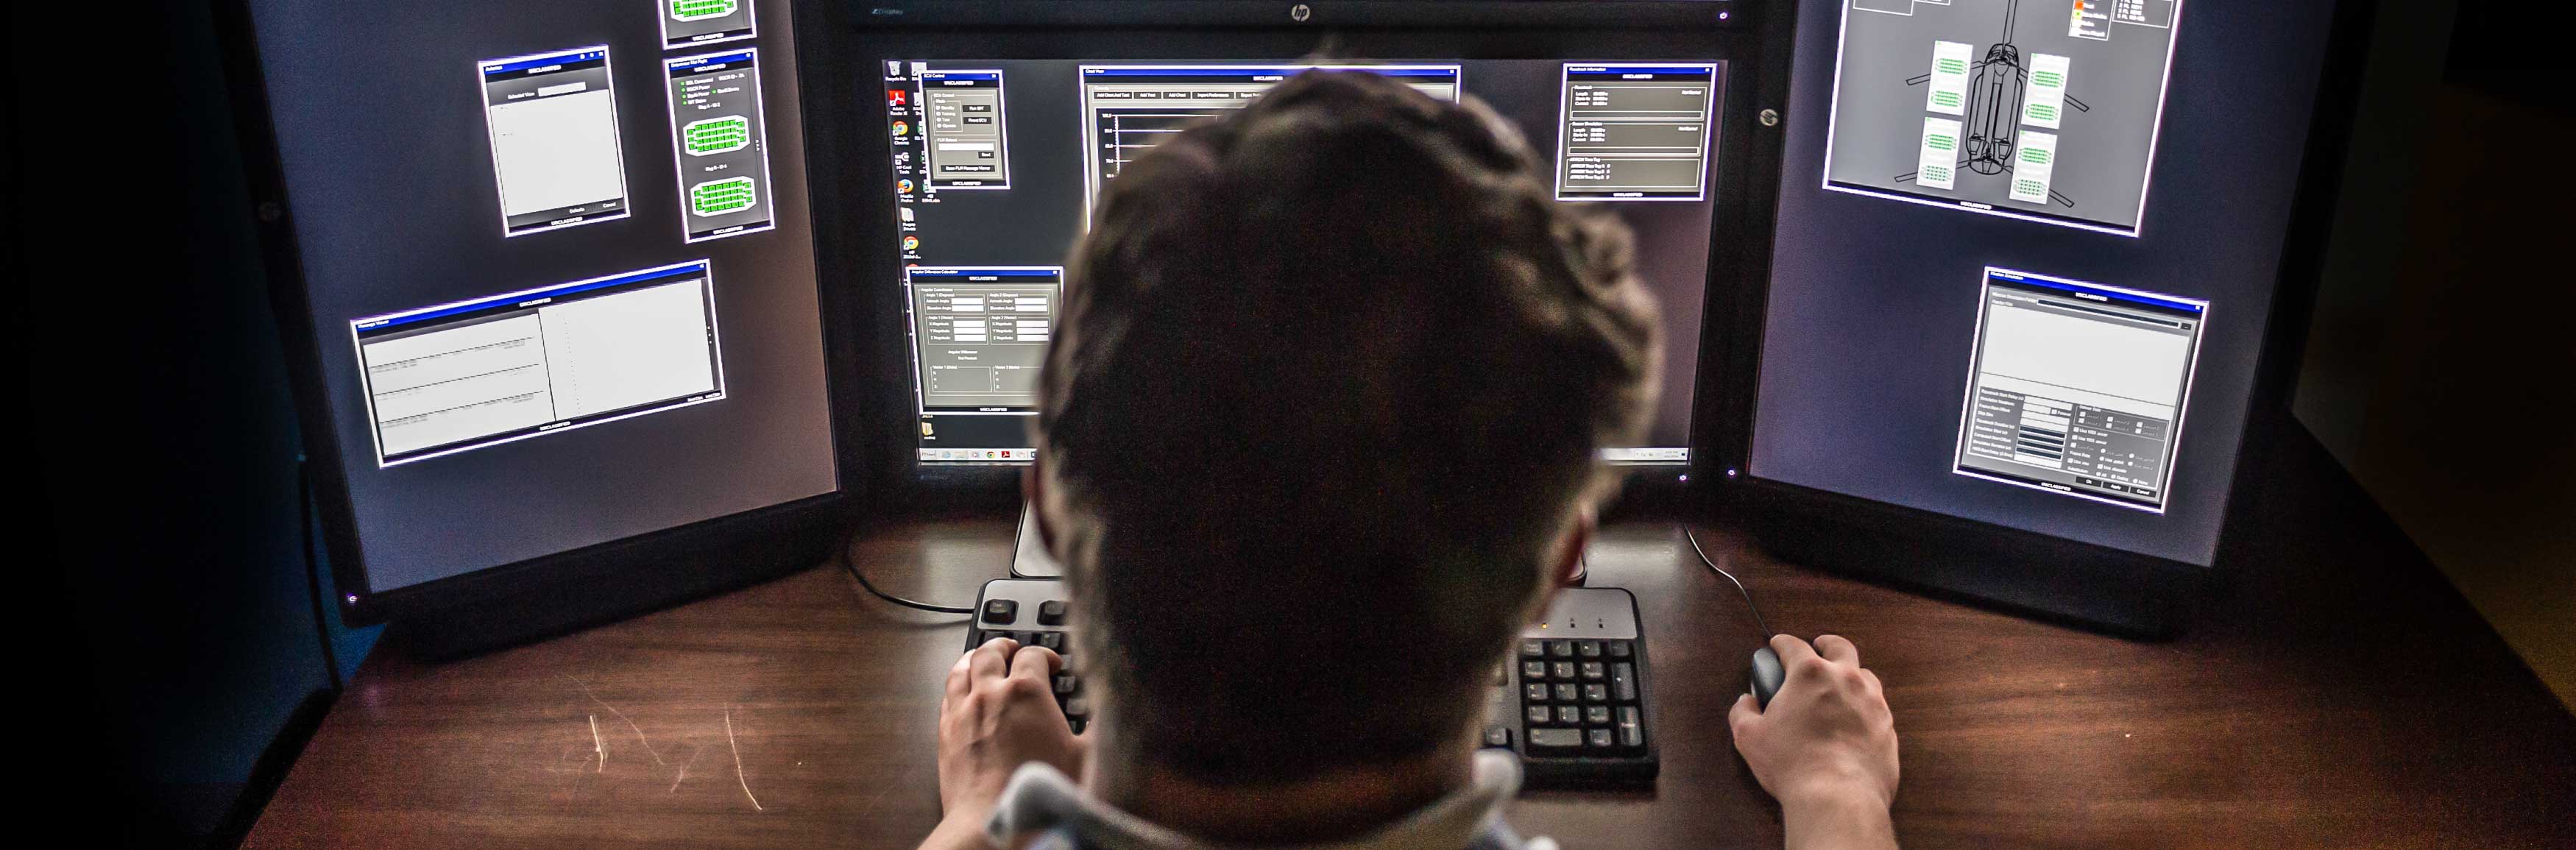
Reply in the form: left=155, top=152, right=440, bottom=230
left=1729, top=634, right=1900, bottom=850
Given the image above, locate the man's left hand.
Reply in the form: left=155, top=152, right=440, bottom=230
left=924, top=638, right=1086, bottom=849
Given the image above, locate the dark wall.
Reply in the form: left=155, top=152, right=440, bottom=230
left=2293, top=0, right=2576, bottom=709
left=16, top=2, right=378, bottom=844
left=2448, top=0, right=2567, bottom=113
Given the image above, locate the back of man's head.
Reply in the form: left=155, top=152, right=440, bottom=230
left=1037, top=69, right=1660, bottom=786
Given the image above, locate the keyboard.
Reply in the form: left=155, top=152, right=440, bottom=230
left=966, top=579, right=1657, bottom=787
left=967, top=580, right=1091, bottom=732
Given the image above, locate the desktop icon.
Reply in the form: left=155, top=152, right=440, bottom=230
left=892, top=121, right=910, bottom=136
left=888, top=89, right=908, bottom=107
left=886, top=60, right=906, bottom=77
left=899, top=207, right=916, bottom=223
left=902, top=235, right=921, bottom=251
left=898, top=179, right=915, bottom=194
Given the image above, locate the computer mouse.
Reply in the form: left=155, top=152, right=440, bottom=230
left=1749, top=645, right=1785, bottom=709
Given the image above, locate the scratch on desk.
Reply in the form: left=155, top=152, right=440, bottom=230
left=564, top=674, right=668, bottom=765
left=671, top=743, right=706, bottom=792
left=589, top=714, right=606, bottom=773
left=854, top=782, right=896, bottom=819
left=727, top=706, right=765, bottom=811
left=546, top=740, right=592, bottom=776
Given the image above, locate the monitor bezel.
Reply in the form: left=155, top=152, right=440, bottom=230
left=213, top=0, right=867, bottom=632
left=799, top=1, right=1792, bottom=518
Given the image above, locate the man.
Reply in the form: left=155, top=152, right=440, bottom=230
left=922, top=69, right=1900, bottom=850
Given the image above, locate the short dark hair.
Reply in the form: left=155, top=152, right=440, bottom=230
left=1038, top=69, right=1660, bottom=785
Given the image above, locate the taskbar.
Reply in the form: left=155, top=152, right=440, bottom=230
left=921, top=447, right=1036, bottom=461
left=1603, top=447, right=1690, bottom=464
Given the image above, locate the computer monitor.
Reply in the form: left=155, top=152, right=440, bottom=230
left=1724, top=0, right=2354, bottom=633
left=227, top=0, right=848, bottom=629
left=877, top=59, right=1726, bottom=472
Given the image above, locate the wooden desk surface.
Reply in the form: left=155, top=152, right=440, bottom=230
left=248, top=435, right=2576, bottom=849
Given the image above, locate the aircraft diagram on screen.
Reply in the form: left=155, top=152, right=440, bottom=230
left=1893, top=0, right=2092, bottom=207
left=1823, top=0, right=2182, bottom=235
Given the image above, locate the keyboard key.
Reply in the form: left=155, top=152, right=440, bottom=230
left=1522, top=661, right=1549, bottom=681
left=1054, top=676, right=1080, bottom=696
left=1551, top=662, right=1577, bottom=680
left=1037, top=600, right=1066, bottom=625
left=1521, top=640, right=1547, bottom=658
left=1553, top=684, right=1578, bottom=703
left=1579, top=661, right=1605, bottom=680
left=1577, top=640, right=1603, bottom=658
left=1587, top=729, right=1614, bottom=748
left=1036, top=631, right=1065, bottom=652
left=1064, top=698, right=1091, bottom=720
left=1585, top=706, right=1611, bottom=725
left=981, top=599, right=1018, bottom=625
left=1527, top=728, right=1584, bottom=752
left=1556, top=706, right=1581, bottom=724
left=1526, top=683, right=1549, bottom=702
left=1611, top=662, right=1638, bottom=702
left=1485, top=727, right=1512, bottom=748
left=1618, top=706, right=1645, bottom=748
left=1583, top=684, right=1607, bottom=703
left=1548, top=640, right=1574, bottom=658
left=1607, top=641, right=1632, bottom=659
left=1526, top=705, right=1551, bottom=725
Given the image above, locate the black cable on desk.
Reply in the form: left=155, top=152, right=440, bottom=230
left=837, top=528, right=976, bottom=615
left=1685, top=526, right=1772, bottom=641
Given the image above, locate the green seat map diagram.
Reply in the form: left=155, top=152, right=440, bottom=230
left=683, top=116, right=751, bottom=156
left=671, top=0, right=737, bottom=22
left=690, top=177, right=757, bottom=216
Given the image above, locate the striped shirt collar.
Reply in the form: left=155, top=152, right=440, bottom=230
left=986, top=750, right=1546, bottom=850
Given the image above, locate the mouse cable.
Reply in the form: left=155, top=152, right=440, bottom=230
left=1683, top=526, right=1772, bottom=641
left=835, top=528, right=976, bottom=615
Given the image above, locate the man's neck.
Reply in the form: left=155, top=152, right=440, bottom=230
left=1083, top=737, right=1477, bottom=845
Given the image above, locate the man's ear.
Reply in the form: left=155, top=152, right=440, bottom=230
left=1531, top=509, right=1593, bottom=622
left=1554, top=509, right=1593, bottom=587
left=1023, top=458, right=1058, bottom=555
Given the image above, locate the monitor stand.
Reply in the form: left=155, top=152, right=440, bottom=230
left=1011, top=502, right=1062, bottom=578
